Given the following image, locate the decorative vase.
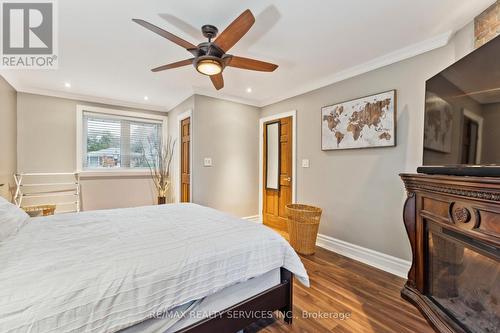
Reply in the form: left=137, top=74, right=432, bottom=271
left=158, top=196, right=166, bottom=205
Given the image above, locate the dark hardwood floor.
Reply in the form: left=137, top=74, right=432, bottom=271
left=246, top=247, right=434, bottom=333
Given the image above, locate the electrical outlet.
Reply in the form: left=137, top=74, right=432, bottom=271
left=302, top=159, right=310, bottom=168
left=204, top=157, right=212, bottom=167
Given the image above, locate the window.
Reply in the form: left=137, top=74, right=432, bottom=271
left=77, top=106, right=166, bottom=171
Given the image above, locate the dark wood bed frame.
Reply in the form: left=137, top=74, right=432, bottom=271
left=177, top=268, right=293, bottom=333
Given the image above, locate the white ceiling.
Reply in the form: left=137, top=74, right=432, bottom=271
left=0, top=0, right=495, bottom=111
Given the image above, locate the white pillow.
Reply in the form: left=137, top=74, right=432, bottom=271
left=0, top=196, right=29, bottom=242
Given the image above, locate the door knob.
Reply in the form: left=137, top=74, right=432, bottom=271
left=285, top=177, right=291, bottom=182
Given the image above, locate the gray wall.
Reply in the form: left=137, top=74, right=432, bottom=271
left=192, top=95, right=260, bottom=217
left=259, top=24, right=475, bottom=260
left=0, top=76, right=17, bottom=200
left=17, top=92, right=166, bottom=210
left=167, top=95, right=260, bottom=217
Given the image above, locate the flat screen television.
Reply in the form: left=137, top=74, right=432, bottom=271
left=419, top=34, right=500, bottom=177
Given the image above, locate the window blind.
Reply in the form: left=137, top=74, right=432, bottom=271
left=82, top=112, right=162, bottom=169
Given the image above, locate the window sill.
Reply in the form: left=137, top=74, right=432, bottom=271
left=78, top=170, right=151, bottom=178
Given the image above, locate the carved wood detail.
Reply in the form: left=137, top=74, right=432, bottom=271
left=403, top=181, right=500, bottom=202
left=403, top=191, right=417, bottom=288
left=451, top=205, right=471, bottom=224
left=449, top=203, right=480, bottom=230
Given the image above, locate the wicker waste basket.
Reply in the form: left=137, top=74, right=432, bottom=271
left=285, top=204, right=322, bottom=255
left=22, top=204, right=56, bottom=217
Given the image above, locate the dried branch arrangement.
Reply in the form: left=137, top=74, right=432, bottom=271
left=143, top=136, right=176, bottom=202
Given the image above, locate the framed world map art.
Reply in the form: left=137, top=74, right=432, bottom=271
left=321, top=90, right=397, bottom=150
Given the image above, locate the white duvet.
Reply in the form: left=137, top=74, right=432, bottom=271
left=0, top=203, right=308, bottom=333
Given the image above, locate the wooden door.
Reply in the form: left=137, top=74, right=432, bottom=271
left=180, top=117, right=191, bottom=202
left=263, top=116, right=292, bottom=231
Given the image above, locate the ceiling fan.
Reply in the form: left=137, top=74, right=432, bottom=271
left=133, top=9, right=278, bottom=90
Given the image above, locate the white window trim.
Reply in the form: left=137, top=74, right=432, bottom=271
left=76, top=105, right=168, bottom=177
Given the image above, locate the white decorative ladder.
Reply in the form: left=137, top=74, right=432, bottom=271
left=14, top=172, right=81, bottom=213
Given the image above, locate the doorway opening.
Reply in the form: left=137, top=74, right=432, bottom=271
left=461, top=109, right=483, bottom=164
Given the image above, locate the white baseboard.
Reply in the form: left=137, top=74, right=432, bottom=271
left=241, top=215, right=262, bottom=223
left=243, top=215, right=410, bottom=278
left=316, top=234, right=411, bottom=278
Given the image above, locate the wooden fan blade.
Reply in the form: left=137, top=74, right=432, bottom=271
left=214, top=9, right=255, bottom=52
left=132, top=19, right=197, bottom=50
left=210, top=73, right=224, bottom=90
left=225, top=56, right=278, bottom=72
left=151, top=58, right=194, bottom=72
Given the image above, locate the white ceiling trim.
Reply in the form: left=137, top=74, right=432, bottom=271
left=258, top=30, right=454, bottom=107
left=9, top=84, right=170, bottom=112
left=191, top=88, right=260, bottom=108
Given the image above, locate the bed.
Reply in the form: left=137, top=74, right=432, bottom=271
left=0, top=201, right=309, bottom=333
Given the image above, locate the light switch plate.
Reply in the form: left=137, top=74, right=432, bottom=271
left=204, top=157, right=212, bottom=167
left=302, top=159, right=310, bottom=168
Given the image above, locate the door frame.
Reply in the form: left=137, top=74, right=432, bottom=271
left=176, top=110, right=193, bottom=203
left=259, top=110, right=297, bottom=220
left=462, top=109, right=483, bottom=164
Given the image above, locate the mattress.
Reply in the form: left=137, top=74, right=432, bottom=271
left=121, top=268, right=281, bottom=333
left=0, top=203, right=308, bottom=333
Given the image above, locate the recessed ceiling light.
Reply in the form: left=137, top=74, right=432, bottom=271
left=144, top=96, right=149, bottom=101
left=64, top=82, right=71, bottom=88
left=246, top=87, right=252, bottom=93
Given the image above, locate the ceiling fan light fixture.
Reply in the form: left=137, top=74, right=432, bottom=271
left=196, top=58, right=222, bottom=76
left=134, top=9, right=278, bottom=91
